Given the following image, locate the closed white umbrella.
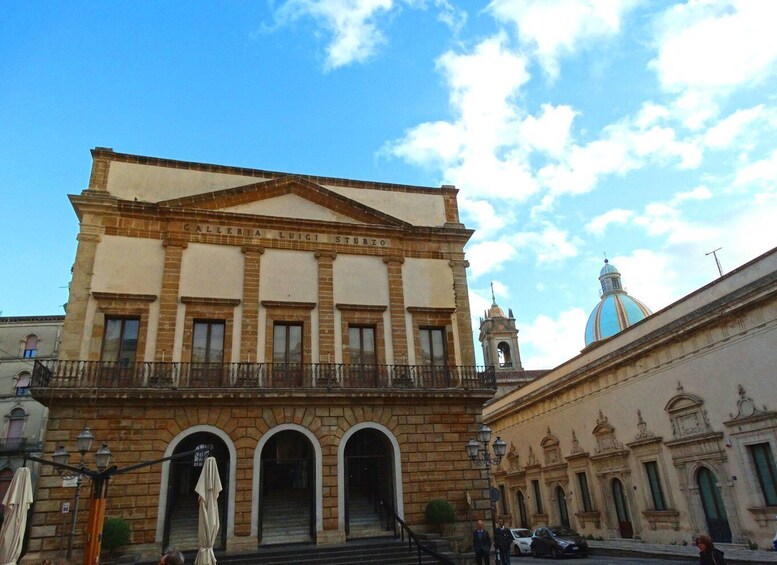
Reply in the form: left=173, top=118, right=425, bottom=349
left=0, top=467, right=33, bottom=565
left=194, top=457, right=222, bottom=565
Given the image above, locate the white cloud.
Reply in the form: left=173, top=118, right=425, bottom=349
left=607, top=249, right=680, bottom=312
left=734, top=150, right=777, bottom=187
left=488, top=0, right=636, bottom=79
left=510, top=223, right=582, bottom=264
left=521, top=308, right=589, bottom=368
left=651, top=1, right=777, bottom=93
left=586, top=208, right=634, bottom=235
left=520, top=104, right=577, bottom=157
left=704, top=105, right=767, bottom=149
left=669, top=186, right=712, bottom=206
left=273, top=0, right=394, bottom=70
left=466, top=240, right=518, bottom=279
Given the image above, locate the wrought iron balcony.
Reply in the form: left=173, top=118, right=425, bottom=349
left=0, top=437, right=43, bottom=454
left=31, top=360, right=496, bottom=392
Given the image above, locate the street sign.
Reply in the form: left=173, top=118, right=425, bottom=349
left=62, top=477, right=78, bottom=488
left=62, top=502, right=70, bottom=513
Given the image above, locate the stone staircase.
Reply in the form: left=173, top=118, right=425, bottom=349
left=166, top=496, right=200, bottom=551
left=347, top=487, right=388, bottom=539
left=260, top=487, right=312, bottom=544
left=203, top=537, right=451, bottom=565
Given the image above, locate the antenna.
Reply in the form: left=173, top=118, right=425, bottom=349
left=706, top=247, right=724, bottom=278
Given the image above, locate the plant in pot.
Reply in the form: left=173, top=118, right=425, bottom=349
left=102, top=517, right=132, bottom=561
left=425, top=499, right=455, bottom=536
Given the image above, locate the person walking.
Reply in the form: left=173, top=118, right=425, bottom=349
left=696, top=534, right=727, bottom=565
left=494, top=517, right=512, bottom=565
left=473, top=519, right=492, bottom=565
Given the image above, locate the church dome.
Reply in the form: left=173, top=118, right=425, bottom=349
left=584, top=259, right=652, bottom=346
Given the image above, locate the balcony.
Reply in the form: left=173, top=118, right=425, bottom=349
left=31, top=360, right=496, bottom=392
left=0, top=437, right=43, bottom=454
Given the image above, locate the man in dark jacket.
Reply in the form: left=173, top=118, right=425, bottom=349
left=473, top=519, right=493, bottom=565
left=494, top=517, right=512, bottom=564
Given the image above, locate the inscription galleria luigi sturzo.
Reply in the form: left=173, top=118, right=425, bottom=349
left=183, top=223, right=390, bottom=247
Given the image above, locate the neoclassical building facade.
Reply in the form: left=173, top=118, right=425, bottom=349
left=27, top=148, right=495, bottom=560
left=485, top=248, right=777, bottom=548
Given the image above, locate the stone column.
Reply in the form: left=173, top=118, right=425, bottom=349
left=59, top=227, right=101, bottom=360
left=155, top=238, right=186, bottom=361
left=240, top=245, right=264, bottom=362
left=315, top=251, right=337, bottom=362
left=383, top=256, right=408, bottom=363
left=450, top=258, right=476, bottom=365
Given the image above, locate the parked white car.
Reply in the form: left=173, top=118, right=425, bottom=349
left=510, top=528, right=533, bottom=556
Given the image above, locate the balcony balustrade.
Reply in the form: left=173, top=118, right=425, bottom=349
left=0, top=437, right=42, bottom=454
left=31, top=360, right=496, bottom=392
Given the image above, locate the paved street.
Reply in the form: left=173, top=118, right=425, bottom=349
left=509, top=558, right=690, bottom=564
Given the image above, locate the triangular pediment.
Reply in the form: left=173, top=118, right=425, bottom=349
left=157, top=176, right=409, bottom=227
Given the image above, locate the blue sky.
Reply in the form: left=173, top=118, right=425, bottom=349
left=2, top=1, right=776, bottom=368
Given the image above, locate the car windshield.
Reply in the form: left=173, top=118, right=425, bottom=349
left=512, top=529, right=532, bottom=538
left=550, top=527, right=578, bottom=537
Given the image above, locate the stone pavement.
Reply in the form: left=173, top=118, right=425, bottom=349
left=588, top=539, right=777, bottom=564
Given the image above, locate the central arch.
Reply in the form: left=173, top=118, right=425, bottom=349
left=338, top=422, right=403, bottom=537
left=251, top=424, right=323, bottom=544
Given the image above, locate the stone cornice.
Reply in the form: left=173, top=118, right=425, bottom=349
left=92, top=292, right=157, bottom=303
left=180, top=296, right=241, bottom=307
left=260, top=301, right=317, bottom=310
left=335, top=304, right=388, bottom=312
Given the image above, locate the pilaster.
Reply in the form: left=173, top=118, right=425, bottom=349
left=155, top=238, right=187, bottom=361
left=450, top=258, right=476, bottom=365
left=383, top=256, right=408, bottom=363
left=315, top=251, right=337, bottom=362
left=59, top=228, right=101, bottom=360
left=240, top=245, right=264, bottom=362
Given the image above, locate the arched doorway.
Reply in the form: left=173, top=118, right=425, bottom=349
left=556, top=486, right=570, bottom=528
left=163, top=432, right=229, bottom=551
left=259, top=430, right=315, bottom=545
left=697, top=467, right=732, bottom=543
left=611, top=478, right=633, bottom=539
left=344, top=428, right=394, bottom=538
left=517, top=490, right=529, bottom=528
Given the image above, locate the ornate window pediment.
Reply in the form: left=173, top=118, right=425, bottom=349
left=593, top=410, right=624, bottom=454
left=727, top=384, right=770, bottom=422
left=665, top=382, right=713, bottom=439
left=541, top=427, right=562, bottom=465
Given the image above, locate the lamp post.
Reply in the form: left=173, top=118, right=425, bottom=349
left=51, top=427, right=112, bottom=561
left=466, top=424, right=507, bottom=563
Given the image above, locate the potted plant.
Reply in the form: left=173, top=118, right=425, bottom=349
left=425, top=499, right=455, bottom=535
left=101, top=517, right=132, bottom=561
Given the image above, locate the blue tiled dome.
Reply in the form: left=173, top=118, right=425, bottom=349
left=585, top=259, right=652, bottom=346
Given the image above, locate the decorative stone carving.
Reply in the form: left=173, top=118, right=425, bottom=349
left=506, top=441, right=522, bottom=472
left=592, top=410, right=623, bottom=453
left=634, top=410, right=656, bottom=441
left=526, top=446, right=538, bottom=467
left=569, top=429, right=586, bottom=456
left=728, top=384, right=768, bottom=421
left=541, top=427, right=562, bottom=466
left=664, top=385, right=713, bottom=439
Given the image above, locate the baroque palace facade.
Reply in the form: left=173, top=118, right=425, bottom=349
left=484, top=248, right=777, bottom=548
left=27, top=148, right=495, bottom=559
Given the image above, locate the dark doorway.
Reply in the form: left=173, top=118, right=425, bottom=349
left=556, top=486, right=570, bottom=528
left=344, top=429, right=394, bottom=538
left=259, top=430, right=315, bottom=545
left=517, top=491, right=529, bottom=528
left=697, top=467, right=732, bottom=543
left=612, top=478, right=633, bottom=539
left=163, top=433, right=229, bottom=551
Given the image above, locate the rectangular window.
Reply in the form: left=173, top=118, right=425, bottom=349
left=272, top=323, right=303, bottom=386
left=192, top=320, right=225, bottom=364
left=644, top=461, right=667, bottom=511
left=576, top=472, right=594, bottom=512
left=532, top=479, right=544, bottom=514
left=419, top=327, right=447, bottom=366
left=348, top=326, right=376, bottom=365
left=101, top=318, right=139, bottom=366
left=273, top=323, right=302, bottom=364
left=749, top=443, right=777, bottom=506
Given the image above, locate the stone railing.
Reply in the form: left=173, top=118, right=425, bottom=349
left=31, top=360, right=496, bottom=392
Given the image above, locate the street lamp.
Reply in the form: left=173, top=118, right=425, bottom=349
left=51, top=427, right=112, bottom=561
left=466, top=424, right=507, bottom=562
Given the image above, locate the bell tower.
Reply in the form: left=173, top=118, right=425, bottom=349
left=479, top=283, right=523, bottom=371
